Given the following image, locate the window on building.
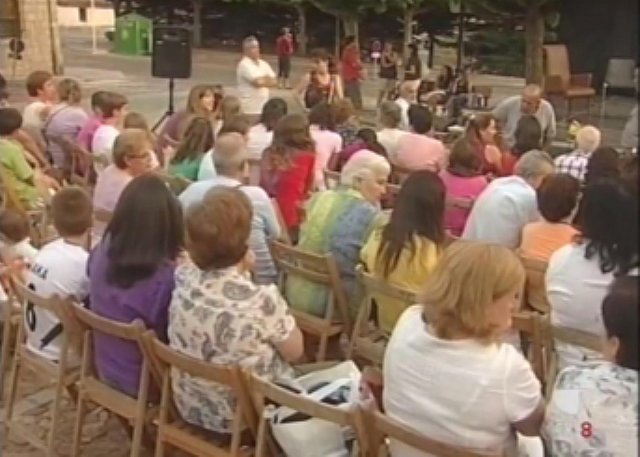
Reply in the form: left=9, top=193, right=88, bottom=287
left=78, top=7, right=88, bottom=23
left=0, top=0, right=20, bottom=38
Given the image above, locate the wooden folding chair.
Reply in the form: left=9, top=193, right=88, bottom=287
left=544, top=325, right=601, bottom=398
left=511, top=311, right=547, bottom=383
left=3, top=283, right=81, bottom=457
left=323, top=169, right=341, bottom=190
left=270, top=199, right=292, bottom=246
left=0, top=270, right=21, bottom=401
left=518, top=254, right=550, bottom=314
left=144, top=334, right=257, bottom=457
left=70, top=306, right=153, bottom=457
left=249, top=372, right=369, bottom=457
left=347, top=266, right=417, bottom=367
left=269, top=240, right=351, bottom=362
left=359, top=408, right=503, bottom=457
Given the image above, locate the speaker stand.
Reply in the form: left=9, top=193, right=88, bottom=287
left=152, top=78, right=176, bottom=132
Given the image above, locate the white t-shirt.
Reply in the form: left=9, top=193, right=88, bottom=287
left=310, top=125, right=342, bottom=190
left=247, top=123, right=273, bottom=160
left=22, top=101, right=49, bottom=130
left=377, top=128, right=407, bottom=162
left=395, top=97, right=411, bottom=131
left=546, top=243, right=614, bottom=369
left=25, top=239, right=89, bottom=361
left=462, top=176, right=539, bottom=249
left=383, top=306, right=541, bottom=457
left=237, top=56, right=276, bottom=115
left=91, top=124, right=120, bottom=171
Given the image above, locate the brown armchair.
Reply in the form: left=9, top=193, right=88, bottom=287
left=543, top=44, right=596, bottom=119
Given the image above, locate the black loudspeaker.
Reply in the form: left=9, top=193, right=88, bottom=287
left=152, top=25, right=192, bottom=79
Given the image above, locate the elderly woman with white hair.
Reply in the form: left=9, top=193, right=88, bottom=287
left=554, top=125, right=601, bottom=182
left=286, top=149, right=391, bottom=320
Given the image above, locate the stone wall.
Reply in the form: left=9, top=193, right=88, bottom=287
left=0, top=0, right=63, bottom=80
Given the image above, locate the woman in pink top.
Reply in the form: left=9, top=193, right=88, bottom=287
left=464, top=113, right=504, bottom=177
left=439, top=139, right=488, bottom=236
left=308, top=102, right=342, bottom=189
left=520, top=173, right=581, bottom=262
left=93, top=129, right=154, bottom=237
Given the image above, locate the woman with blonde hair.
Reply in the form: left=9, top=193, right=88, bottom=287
left=384, top=241, right=543, bottom=457
left=44, top=78, right=89, bottom=175
left=260, top=113, right=316, bottom=238
left=156, top=84, right=219, bottom=158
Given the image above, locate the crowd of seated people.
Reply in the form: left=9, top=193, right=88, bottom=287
left=0, top=68, right=637, bottom=457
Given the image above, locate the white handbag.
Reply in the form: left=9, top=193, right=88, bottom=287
left=267, top=361, right=361, bottom=457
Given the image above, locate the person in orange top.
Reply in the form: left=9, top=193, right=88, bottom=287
left=519, top=173, right=581, bottom=262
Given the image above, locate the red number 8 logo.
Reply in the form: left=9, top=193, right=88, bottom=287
left=580, top=421, right=593, bottom=438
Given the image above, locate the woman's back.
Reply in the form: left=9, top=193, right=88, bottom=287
left=168, top=262, right=295, bottom=433
left=168, top=156, right=202, bottom=181
left=361, top=222, right=439, bottom=332
left=384, top=306, right=540, bottom=457
left=88, top=240, right=175, bottom=397
left=439, top=169, right=488, bottom=236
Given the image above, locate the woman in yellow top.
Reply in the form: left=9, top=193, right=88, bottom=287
left=361, top=170, right=447, bottom=333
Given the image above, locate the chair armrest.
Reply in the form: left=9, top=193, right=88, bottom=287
left=544, top=75, right=565, bottom=94
left=570, top=73, right=592, bottom=87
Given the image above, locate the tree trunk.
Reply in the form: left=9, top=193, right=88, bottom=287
left=402, top=6, right=415, bottom=56
left=524, top=4, right=545, bottom=84
left=192, top=0, right=202, bottom=47
left=428, top=32, right=435, bottom=68
left=341, top=17, right=359, bottom=42
left=112, top=0, right=122, bottom=16
left=294, top=4, right=307, bottom=56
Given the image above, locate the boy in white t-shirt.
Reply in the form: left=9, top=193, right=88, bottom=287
left=25, top=186, right=92, bottom=361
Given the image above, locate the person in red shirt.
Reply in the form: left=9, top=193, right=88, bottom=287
left=276, top=27, right=294, bottom=89
left=260, top=113, right=315, bottom=242
left=341, top=35, right=364, bottom=110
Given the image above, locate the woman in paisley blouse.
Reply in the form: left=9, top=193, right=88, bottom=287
left=286, top=149, right=391, bottom=320
left=168, top=186, right=303, bottom=435
left=544, top=275, right=638, bottom=456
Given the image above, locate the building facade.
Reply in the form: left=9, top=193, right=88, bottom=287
left=57, top=0, right=114, bottom=28
left=0, top=0, right=63, bottom=79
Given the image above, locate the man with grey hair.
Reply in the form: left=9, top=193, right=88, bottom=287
left=236, top=36, right=277, bottom=119
left=493, top=84, right=557, bottom=149
left=179, top=132, right=282, bottom=284
left=462, top=149, right=555, bottom=249
left=395, top=80, right=418, bottom=131
left=554, top=125, right=601, bottom=182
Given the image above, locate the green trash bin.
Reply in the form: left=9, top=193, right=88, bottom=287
left=113, top=13, right=152, bottom=56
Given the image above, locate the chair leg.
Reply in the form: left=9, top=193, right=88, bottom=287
left=71, top=391, right=88, bottom=457
left=130, top=417, right=145, bottom=457
left=154, top=428, right=165, bottom=457
left=317, top=332, right=328, bottom=362
left=46, top=372, right=68, bottom=457
left=0, top=319, right=15, bottom=401
left=4, top=353, right=22, bottom=431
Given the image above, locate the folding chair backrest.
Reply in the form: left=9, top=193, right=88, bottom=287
left=511, top=311, right=546, bottom=382
left=251, top=373, right=365, bottom=457
left=270, top=198, right=292, bottom=245
left=604, top=58, right=636, bottom=89
left=365, top=409, right=503, bottom=457
left=349, top=266, right=417, bottom=365
left=269, top=239, right=350, bottom=329
left=73, top=304, right=146, bottom=342
left=519, top=255, right=550, bottom=314
left=147, top=335, right=257, bottom=454
left=323, top=169, right=341, bottom=190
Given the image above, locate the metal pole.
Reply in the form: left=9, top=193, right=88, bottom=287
left=91, top=0, right=98, bottom=54
left=455, top=11, right=464, bottom=72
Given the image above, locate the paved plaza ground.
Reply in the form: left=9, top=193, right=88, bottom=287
left=0, top=26, right=637, bottom=457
